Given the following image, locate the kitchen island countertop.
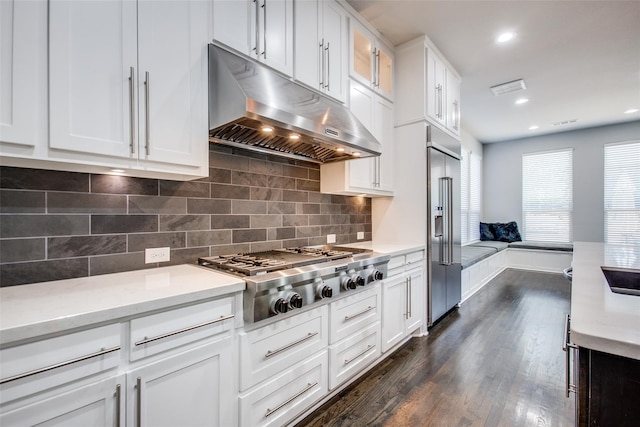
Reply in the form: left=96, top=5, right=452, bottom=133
left=571, top=242, right=640, bottom=360
left=0, top=264, right=245, bottom=345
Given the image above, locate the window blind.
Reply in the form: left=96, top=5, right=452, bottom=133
left=461, top=148, right=482, bottom=244
left=604, top=141, right=640, bottom=245
left=461, top=148, right=470, bottom=243
left=522, top=149, right=573, bottom=242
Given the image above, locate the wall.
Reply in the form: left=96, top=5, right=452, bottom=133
left=482, top=121, right=640, bottom=242
left=0, top=145, right=372, bottom=287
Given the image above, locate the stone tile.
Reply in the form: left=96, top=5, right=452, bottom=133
left=91, top=215, right=158, bottom=234
left=331, top=195, right=348, bottom=205
left=232, top=200, right=267, bottom=215
left=211, top=215, right=250, bottom=229
left=129, top=196, right=186, bottom=214
left=207, top=168, right=232, bottom=184
left=268, top=201, right=296, bottom=215
left=267, top=228, right=277, bottom=240
left=321, top=225, right=342, bottom=236
left=300, top=203, right=320, bottom=214
left=159, top=215, right=210, bottom=232
left=250, top=241, right=282, bottom=252
left=159, top=180, right=210, bottom=198
left=282, top=190, right=308, bottom=202
left=348, top=214, right=368, bottom=224
left=187, top=199, right=231, bottom=214
left=308, top=236, right=326, bottom=246
left=48, top=235, right=126, bottom=258
left=251, top=188, right=282, bottom=201
left=275, top=227, right=295, bottom=240
left=296, top=226, right=321, bottom=238
left=0, top=190, right=45, bottom=213
left=283, top=214, right=308, bottom=227
left=232, top=171, right=267, bottom=187
left=209, top=150, right=250, bottom=171
left=0, top=215, right=89, bottom=238
left=308, top=192, right=333, bottom=204
left=210, top=243, right=251, bottom=256
left=89, top=252, right=151, bottom=276
left=331, top=214, right=350, bottom=224
left=1, top=258, right=88, bottom=287
left=48, top=192, right=127, bottom=214
left=0, top=166, right=89, bottom=192
left=282, top=164, right=308, bottom=179
left=250, top=159, right=282, bottom=175
left=91, top=174, right=158, bottom=195
left=186, top=230, right=232, bottom=247
left=211, top=183, right=250, bottom=199
left=251, top=215, right=282, bottom=228
left=267, top=176, right=296, bottom=189
left=128, top=232, right=185, bottom=252
left=0, top=238, right=45, bottom=263
left=297, top=179, right=320, bottom=192
left=162, top=247, right=210, bottom=266
left=308, top=168, right=320, bottom=180
left=308, top=214, right=331, bottom=226
left=233, top=229, right=267, bottom=243
left=282, top=238, right=309, bottom=248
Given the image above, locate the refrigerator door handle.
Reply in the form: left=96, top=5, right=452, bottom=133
left=439, top=177, right=454, bottom=266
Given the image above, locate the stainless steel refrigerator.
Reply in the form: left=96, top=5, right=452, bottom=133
left=426, top=125, right=461, bottom=327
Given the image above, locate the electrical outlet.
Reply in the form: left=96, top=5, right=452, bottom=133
left=145, top=247, right=170, bottom=264
left=357, top=231, right=365, bottom=240
left=327, top=234, right=336, bottom=244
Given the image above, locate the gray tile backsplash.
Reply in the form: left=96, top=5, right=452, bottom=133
left=0, top=144, right=372, bottom=287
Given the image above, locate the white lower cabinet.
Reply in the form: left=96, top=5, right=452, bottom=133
left=328, top=322, right=380, bottom=390
left=127, top=338, right=235, bottom=427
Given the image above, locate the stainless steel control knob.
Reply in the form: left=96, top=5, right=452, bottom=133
left=287, top=293, right=303, bottom=309
left=316, top=284, right=333, bottom=299
left=354, top=274, right=365, bottom=286
left=270, top=298, right=288, bottom=314
left=369, top=270, right=383, bottom=282
left=341, top=276, right=357, bottom=290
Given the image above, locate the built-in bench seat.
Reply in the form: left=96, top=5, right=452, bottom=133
left=507, top=241, right=573, bottom=252
left=461, top=240, right=573, bottom=270
left=461, top=246, right=498, bottom=269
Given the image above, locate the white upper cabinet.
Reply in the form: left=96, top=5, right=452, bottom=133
left=213, top=0, right=294, bottom=76
left=0, top=0, right=47, bottom=153
left=48, top=0, right=210, bottom=179
left=349, top=18, right=394, bottom=101
left=294, top=0, right=348, bottom=103
left=396, top=35, right=462, bottom=138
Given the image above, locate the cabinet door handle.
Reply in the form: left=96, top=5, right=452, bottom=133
left=325, top=42, right=330, bottom=91
left=0, top=346, right=121, bottom=384
left=253, top=0, right=260, bottom=55
left=319, top=39, right=325, bottom=89
left=134, top=314, right=234, bottom=346
left=408, top=276, right=412, bottom=318
left=265, top=331, right=318, bottom=358
left=344, top=305, right=375, bottom=322
left=262, top=0, right=267, bottom=58
left=345, top=344, right=375, bottom=365
left=375, top=48, right=381, bottom=88
left=405, top=278, right=409, bottom=319
left=128, top=66, right=136, bottom=154
left=144, top=71, right=150, bottom=156
left=265, top=382, right=318, bottom=418
left=562, top=314, right=578, bottom=397
left=115, top=384, right=122, bottom=427
left=136, top=377, right=142, bottom=427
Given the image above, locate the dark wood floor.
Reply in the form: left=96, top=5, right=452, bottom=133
left=296, top=269, right=575, bottom=427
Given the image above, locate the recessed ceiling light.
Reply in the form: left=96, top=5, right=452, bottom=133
left=515, top=98, right=529, bottom=105
left=496, top=32, right=516, bottom=43
left=261, top=126, right=273, bottom=132
left=624, top=108, right=639, bottom=114
left=529, top=125, right=539, bottom=130
left=336, top=147, right=345, bottom=152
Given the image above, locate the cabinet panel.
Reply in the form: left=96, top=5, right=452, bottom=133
left=381, top=274, right=406, bottom=353
left=375, top=95, right=394, bottom=192
left=127, top=339, right=235, bottom=427
left=329, top=284, right=380, bottom=344
left=406, top=267, right=424, bottom=333
left=347, top=82, right=376, bottom=190
left=49, top=0, right=137, bottom=160
left=328, top=322, right=380, bottom=390
left=0, top=376, right=121, bottom=427
left=293, top=0, right=321, bottom=90
left=212, top=0, right=252, bottom=55
left=259, top=0, right=293, bottom=76
left=322, top=0, right=348, bottom=102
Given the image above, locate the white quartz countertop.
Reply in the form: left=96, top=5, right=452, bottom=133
left=0, top=264, right=245, bottom=345
left=571, top=242, right=640, bottom=360
left=338, top=241, right=426, bottom=256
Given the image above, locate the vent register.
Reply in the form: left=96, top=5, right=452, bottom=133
left=208, top=45, right=382, bottom=163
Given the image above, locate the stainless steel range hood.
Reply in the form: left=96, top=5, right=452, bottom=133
left=208, top=44, right=382, bottom=163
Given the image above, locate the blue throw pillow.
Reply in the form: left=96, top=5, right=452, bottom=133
left=479, top=222, right=495, bottom=241
left=493, top=221, right=522, bottom=243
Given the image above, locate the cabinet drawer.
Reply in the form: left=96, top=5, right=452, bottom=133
left=239, top=306, right=328, bottom=391
left=329, top=322, right=380, bottom=390
left=239, top=351, right=328, bottom=427
left=388, top=255, right=406, bottom=270
left=406, top=249, right=425, bottom=265
left=329, top=284, right=380, bottom=344
left=130, top=297, right=234, bottom=361
left=0, top=324, right=121, bottom=404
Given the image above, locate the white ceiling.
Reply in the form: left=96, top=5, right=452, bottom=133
left=346, top=0, right=640, bottom=143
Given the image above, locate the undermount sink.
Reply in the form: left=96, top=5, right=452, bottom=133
left=601, top=266, right=640, bottom=296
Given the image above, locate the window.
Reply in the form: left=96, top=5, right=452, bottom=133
left=522, top=149, right=573, bottom=242
left=461, top=147, right=482, bottom=243
left=604, top=141, right=640, bottom=245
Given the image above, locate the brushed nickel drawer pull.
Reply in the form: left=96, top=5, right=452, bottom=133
left=344, top=305, right=374, bottom=322
left=128, top=66, right=136, bottom=154
left=0, top=346, right=121, bottom=384
left=136, top=377, right=142, bottom=427
left=265, top=331, right=318, bottom=358
left=134, top=314, right=234, bottom=346
left=265, top=382, right=318, bottom=418
left=344, top=344, right=375, bottom=365
left=115, top=383, right=122, bottom=427
left=562, top=314, right=578, bottom=397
